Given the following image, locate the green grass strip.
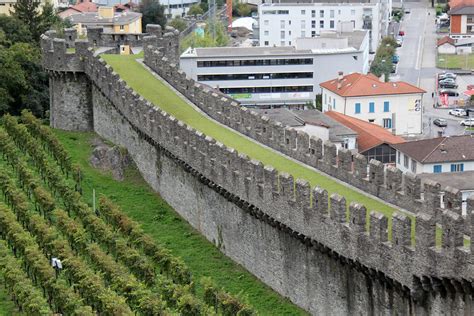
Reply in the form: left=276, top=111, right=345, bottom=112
left=102, top=54, right=398, bottom=219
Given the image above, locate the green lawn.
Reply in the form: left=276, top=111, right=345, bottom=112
left=55, top=130, right=307, bottom=315
left=102, top=54, right=399, bottom=221
left=437, top=53, right=474, bottom=69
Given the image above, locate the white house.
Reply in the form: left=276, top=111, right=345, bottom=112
left=256, top=0, right=390, bottom=52
left=320, top=72, right=425, bottom=136
left=180, top=30, right=369, bottom=108
left=437, top=36, right=456, bottom=54
left=393, top=135, right=474, bottom=215
left=393, top=135, right=474, bottom=174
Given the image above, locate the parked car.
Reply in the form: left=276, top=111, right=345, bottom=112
left=433, top=118, right=448, bottom=127
left=439, top=82, right=458, bottom=89
left=439, top=73, right=457, bottom=80
left=396, top=38, right=403, bottom=47
left=392, top=55, right=400, bottom=64
left=449, top=108, right=467, bottom=116
left=439, top=78, right=456, bottom=84
left=440, top=89, right=459, bottom=97
left=439, top=79, right=456, bottom=87
left=405, top=8, right=411, bottom=14
left=460, top=118, right=474, bottom=126
left=398, top=30, right=405, bottom=36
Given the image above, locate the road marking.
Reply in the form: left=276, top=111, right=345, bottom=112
left=416, top=8, right=429, bottom=85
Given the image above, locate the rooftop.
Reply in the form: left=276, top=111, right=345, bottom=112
left=393, top=135, right=474, bottom=164
left=325, top=111, right=405, bottom=152
left=68, top=11, right=142, bottom=26
left=261, top=1, right=378, bottom=7
left=320, top=72, right=426, bottom=97
left=253, top=108, right=357, bottom=143
left=418, top=171, right=474, bottom=191
left=449, top=0, right=474, bottom=15
left=437, top=36, right=455, bottom=47
left=181, top=30, right=368, bottom=58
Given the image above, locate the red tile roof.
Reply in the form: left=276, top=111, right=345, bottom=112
left=325, top=111, right=406, bottom=153
left=437, top=36, right=455, bottom=47
left=449, top=0, right=474, bottom=10
left=72, top=0, right=97, bottom=13
left=320, top=73, right=426, bottom=97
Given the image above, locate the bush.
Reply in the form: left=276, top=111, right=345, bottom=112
left=188, top=4, right=204, bottom=16
left=168, top=17, right=187, bottom=31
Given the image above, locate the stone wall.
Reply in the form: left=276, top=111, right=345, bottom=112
left=143, top=37, right=471, bottom=234
left=89, top=63, right=472, bottom=315
left=41, top=28, right=474, bottom=314
left=49, top=73, right=93, bottom=131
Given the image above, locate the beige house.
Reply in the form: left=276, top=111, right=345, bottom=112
left=67, top=6, right=142, bottom=35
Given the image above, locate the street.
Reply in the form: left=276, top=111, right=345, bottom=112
left=390, top=1, right=470, bottom=138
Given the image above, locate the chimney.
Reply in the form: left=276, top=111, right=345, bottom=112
left=440, top=142, right=447, bottom=153
left=337, top=71, right=343, bottom=89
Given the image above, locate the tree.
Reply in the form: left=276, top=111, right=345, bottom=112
left=139, top=0, right=167, bottom=30
left=11, top=0, right=42, bottom=41
left=234, top=3, right=251, bottom=17
left=187, top=4, right=204, bottom=16
left=0, top=15, right=33, bottom=46
left=0, top=43, right=48, bottom=116
left=168, top=17, right=187, bottom=32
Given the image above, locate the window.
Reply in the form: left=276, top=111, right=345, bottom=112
left=368, top=119, right=375, bottom=123
left=384, top=101, right=390, bottom=112
left=280, top=20, right=285, bottom=28
left=289, top=20, right=291, bottom=25
left=311, top=31, right=316, bottom=37
left=329, top=96, right=332, bottom=104
left=301, top=9, right=306, bottom=15
left=369, top=102, right=375, bottom=113
left=404, top=154, right=408, bottom=168
left=289, top=30, right=291, bottom=35
left=264, top=41, right=269, bottom=46
left=411, top=160, right=417, bottom=173
left=120, top=25, right=124, bottom=30
left=433, top=165, right=442, bottom=173
left=330, top=10, right=334, bottom=18
left=338, top=10, right=341, bottom=14
left=333, top=99, right=336, bottom=109
left=397, top=151, right=400, bottom=164
left=383, top=118, right=392, bottom=129
left=312, top=20, right=316, bottom=28
left=301, top=31, right=306, bottom=37
left=301, top=20, right=306, bottom=29
left=280, top=41, right=285, bottom=46
left=355, top=103, right=361, bottom=114
left=320, top=20, right=324, bottom=28
left=450, top=163, right=464, bottom=172
left=264, top=20, right=269, bottom=26
left=320, top=10, right=324, bottom=18
left=324, top=93, right=327, bottom=105
left=264, top=30, right=269, bottom=36
left=330, top=20, right=335, bottom=28
left=280, top=31, right=285, bottom=39
left=351, top=9, right=355, bottom=15
left=311, top=10, right=315, bottom=18
left=289, top=41, right=291, bottom=46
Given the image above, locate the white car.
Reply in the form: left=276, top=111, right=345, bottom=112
left=449, top=108, right=467, bottom=116
left=461, top=118, right=474, bottom=126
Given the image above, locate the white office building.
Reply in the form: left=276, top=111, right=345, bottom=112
left=180, top=30, right=369, bottom=108
left=256, top=0, right=391, bottom=52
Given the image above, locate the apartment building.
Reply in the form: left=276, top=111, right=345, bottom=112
left=256, top=0, right=391, bottom=52
left=449, top=1, right=474, bottom=38
left=180, top=30, right=369, bottom=108
left=320, top=72, right=425, bottom=136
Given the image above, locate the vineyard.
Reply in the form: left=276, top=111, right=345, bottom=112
left=0, top=111, right=256, bottom=315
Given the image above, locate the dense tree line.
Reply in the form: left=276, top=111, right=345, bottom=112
left=0, top=0, right=65, bottom=118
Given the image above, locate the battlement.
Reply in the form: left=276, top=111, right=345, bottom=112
left=143, top=44, right=473, bottom=236
left=82, top=50, right=473, bottom=295
left=40, top=25, right=180, bottom=72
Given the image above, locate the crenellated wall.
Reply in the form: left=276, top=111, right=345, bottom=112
left=41, top=26, right=474, bottom=315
